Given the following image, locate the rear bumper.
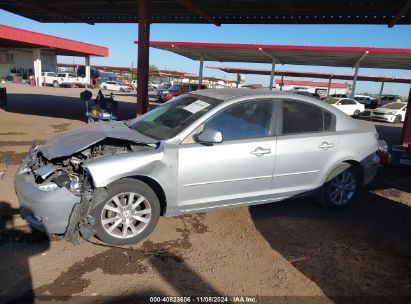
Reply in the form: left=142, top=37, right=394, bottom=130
left=14, top=161, right=81, bottom=234
left=361, top=153, right=380, bottom=186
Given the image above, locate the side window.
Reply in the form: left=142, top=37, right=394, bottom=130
left=204, top=99, right=274, bottom=141
left=282, top=99, right=335, bottom=134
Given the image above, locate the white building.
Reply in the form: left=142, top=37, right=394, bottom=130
left=276, top=79, right=349, bottom=96
left=0, top=24, right=108, bottom=86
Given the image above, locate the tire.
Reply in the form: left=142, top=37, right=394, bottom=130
left=153, top=87, right=157, bottom=91
left=91, top=178, right=161, bottom=245
left=53, top=81, right=60, bottom=88
left=102, top=86, right=107, bottom=90
left=394, top=115, right=401, bottom=124
left=120, top=88, right=124, bottom=92
left=87, top=117, right=95, bottom=124
left=353, top=110, right=361, bottom=117
left=316, top=165, right=360, bottom=210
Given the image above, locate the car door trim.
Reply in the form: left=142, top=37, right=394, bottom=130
left=273, top=170, right=320, bottom=177
left=183, top=175, right=273, bottom=187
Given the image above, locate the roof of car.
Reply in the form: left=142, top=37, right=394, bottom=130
left=191, top=88, right=297, bottom=100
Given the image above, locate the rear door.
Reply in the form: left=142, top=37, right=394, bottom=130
left=177, top=99, right=277, bottom=211
left=273, top=99, right=339, bottom=197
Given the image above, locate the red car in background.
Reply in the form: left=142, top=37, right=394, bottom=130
left=157, top=83, right=208, bottom=102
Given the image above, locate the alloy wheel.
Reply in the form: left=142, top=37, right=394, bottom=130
left=101, top=192, right=152, bottom=239
left=328, top=171, right=356, bottom=206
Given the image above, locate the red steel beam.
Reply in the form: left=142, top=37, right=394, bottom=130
left=401, top=86, right=411, bottom=147
left=137, top=0, right=151, bottom=116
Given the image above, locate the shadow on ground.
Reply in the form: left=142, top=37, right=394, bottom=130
left=0, top=201, right=50, bottom=304
left=250, top=175, right=411, bottom=303
left=4, top=93, right=160, bottom=122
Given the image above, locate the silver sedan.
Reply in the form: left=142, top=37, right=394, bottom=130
left=15, top=89, right=380, bottom=245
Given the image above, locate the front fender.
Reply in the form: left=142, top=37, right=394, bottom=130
left=84, top=151, right=165, bottom=187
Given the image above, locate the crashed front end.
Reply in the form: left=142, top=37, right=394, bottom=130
left=15, top=129, right=157, bottom=243
left=15, top=142, right=88, bottom=235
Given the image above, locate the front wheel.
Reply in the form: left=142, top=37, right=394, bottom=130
left=316, top=166, right=360, bottom=210
left=91, top=179, right=161, bottom=245
left=394, top=115, right=401, bottom=124
left=53, top=80, right=60, bottom=88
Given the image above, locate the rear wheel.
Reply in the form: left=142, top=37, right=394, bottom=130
left=394, top=115, right=401, bottom=124
left=102, top=86, right=107, bottom=90
left=353, top=109, right=361, bottom=117
left=91, top=179, right=161, bottom=245
left=316, top=165, right=360, bottom=210
left=87, top=117, right=95, bottom=124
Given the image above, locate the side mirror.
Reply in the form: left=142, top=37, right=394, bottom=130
left=197, top=128, right=223, bottom=144
left=337, top=102, right=342, bottom=105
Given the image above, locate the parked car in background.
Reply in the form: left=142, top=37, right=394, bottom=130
left=379, top=95, right=402, bottom=106
left=326, top=98, right=365, bottom=116
left=100, top=81, right=130, bottom=92
left=130, top=80, right=138, bottom=90
left=354, top=95, right=377, bottom=109
left=311, top=92, right=323, bottom=100
left=149, top=81, right=160, bottom=91
left=370, top=102, right=407, bottom=123
left=157, top=83, right=207, bottom=102
left=15, top=89, right=379, bottom=245
left=41, top=72, right=59, bottom=87
left=293, top=91, right=314, bottom=98
left=330, top=93, right=348, bottom=98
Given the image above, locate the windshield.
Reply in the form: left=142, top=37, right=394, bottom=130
left=325, top=98, right=339, bottom=104
left=128, top=95, right=223, bottom=140
left=169, top=84, right=182, bottom=90
left=381, top=103, right=405, bottom=110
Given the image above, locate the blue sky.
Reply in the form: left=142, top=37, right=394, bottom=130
left=2, top=9, right=411, bottom=96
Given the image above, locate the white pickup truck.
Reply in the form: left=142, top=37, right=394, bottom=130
left=41, top=72, right=89, bottom=88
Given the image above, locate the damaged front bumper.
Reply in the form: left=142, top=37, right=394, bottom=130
left=15, top=160, right=81, bottom=234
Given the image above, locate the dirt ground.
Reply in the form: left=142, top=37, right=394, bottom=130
left=0, top=83, right=410, bottom=303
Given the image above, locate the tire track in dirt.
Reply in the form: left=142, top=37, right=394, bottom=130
left=34, top=213, right=209, bottom=299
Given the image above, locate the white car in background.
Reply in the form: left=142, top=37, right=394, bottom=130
left=326, top=98, right=365, bottom=117
left=100, top=81, right=130, bottom=92
left=370, top=102, right=407, bottom=123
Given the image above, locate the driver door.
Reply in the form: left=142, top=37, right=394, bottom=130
left=177, top=99, right=277, bottom=212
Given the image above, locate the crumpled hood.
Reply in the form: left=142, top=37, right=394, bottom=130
left=39, top=121, right=157, bottom=160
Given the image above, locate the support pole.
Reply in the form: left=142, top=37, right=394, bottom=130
left=85, top=55, right=91, bottom=88
left=269, top=59, right=276, bottom=90
left=378, top=81, right=385, bottom=104
left=280, top=75, right=284, bottom=91
left=350, top=65, right=360, bottom=98
left=236, top=73, right=240, bottom=88
left=327, top=77, right=332, bottom=97
left=198, top=55, right=204, bottom=85
left=137, top=0, right=151, bottom=116
left=401, top=85, right=411, bottom=147
left=32, top=48, right=42, bottom=87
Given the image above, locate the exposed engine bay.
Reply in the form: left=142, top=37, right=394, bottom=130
left=26, top=138, right=157, bottom=244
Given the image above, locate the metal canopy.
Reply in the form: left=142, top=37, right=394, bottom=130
left=1, top=1, right=411, bottom=26
left=0, top=24, right=108, bottom=57
left=207, top=66, right=411, bottom=84
left=139, top=41, right=411, bottom=70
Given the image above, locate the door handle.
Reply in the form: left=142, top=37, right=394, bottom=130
left=251, top=147, right=271, bottom=157
left=318, top=142, right=335, bottom=150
